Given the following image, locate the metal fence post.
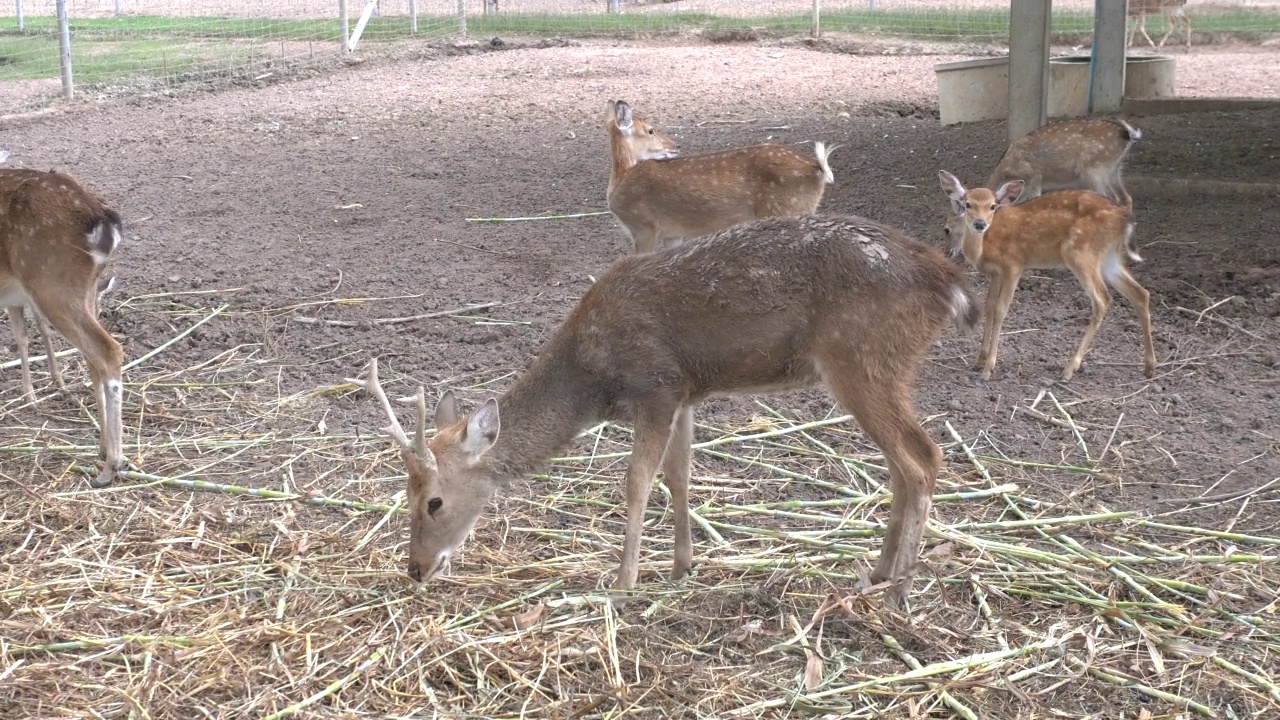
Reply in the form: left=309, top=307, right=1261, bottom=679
left=607, top=0, right=619, bottom=13
left=410, top=0, right=417, bottom=33
left=811, top=0, right=820, bottom=38
left=457, top=0, right=466, bottom=35
left=16, top=0, right=24, bottom=31
left=56, top=0, right=73, bottom=99
left=340, top=0, right=350, bottom=51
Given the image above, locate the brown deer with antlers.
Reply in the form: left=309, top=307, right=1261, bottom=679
left=2, top=169, right=127, bottom=488
left=352, top=215, right=979, bottom=609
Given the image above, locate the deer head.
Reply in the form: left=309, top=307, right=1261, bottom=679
left=349, top=358, right=505, bottom=583
left=606, top=99, right=679, bottom=163
left=938, top=170, right=1023, bottom=261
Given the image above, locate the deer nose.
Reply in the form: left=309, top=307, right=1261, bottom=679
left=407, top=564, right=422, bottom=582
left=972, top=219, right=987, bottom=232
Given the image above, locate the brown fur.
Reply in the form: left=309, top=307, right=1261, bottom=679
left=1, top=169, right=126, bottom=488
left=940, top=171, right=1157, bottom=382
left=359, top=214, right=979, bottom=609
left=605, top=99, right=834, bottom=254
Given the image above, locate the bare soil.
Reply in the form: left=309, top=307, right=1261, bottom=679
left=1, top=37, right=1278, bottom=717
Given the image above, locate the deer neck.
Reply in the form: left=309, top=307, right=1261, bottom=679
left=607, top=132, right=641, bottom=199
left=960, top=226, right=987, bottom=267
left=486, top=339, right=604, bottom=483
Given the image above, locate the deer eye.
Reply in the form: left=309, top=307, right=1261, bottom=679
left=427, top=498, right=443, bottom=516
left=963, top=201, right=972, bottom=209
left=942, top=226, right=951, bottom=236
left=647, top=128, right=655, bottom=135
left=989, top=204, right=997, bottom=211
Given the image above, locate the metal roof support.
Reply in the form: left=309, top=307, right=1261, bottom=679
left=1008, top=0, right=1052, bottom=144
left=1090, top=0, right=1128, bottom=113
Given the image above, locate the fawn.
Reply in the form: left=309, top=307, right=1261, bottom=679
left=945, top=119, right=1142, bottom=254
left=352, top=215, right=979, bottom=609
left=604, top=99, right=835, bottom=254
left=1, top=169, right=127, bottom=488
left=939, top=171, right=1156, bottom=382
left=1128, top=0, right=1191, bottom=49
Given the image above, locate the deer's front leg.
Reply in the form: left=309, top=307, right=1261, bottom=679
left=615, top=409, right=676, bottom=590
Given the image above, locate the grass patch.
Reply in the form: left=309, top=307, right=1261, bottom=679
left=1, top=8, right=1277, bottom=85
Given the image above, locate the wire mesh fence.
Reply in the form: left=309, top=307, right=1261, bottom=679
left=2, top=1, right=1278, bottom=101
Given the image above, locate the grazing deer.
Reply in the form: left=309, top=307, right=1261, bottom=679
left=1128, top=0, right=1191, bottom=49
left=939, top=171, right=1156, bottom=382
left=944, top=119, right=1142, bottom=255
left=351, top=215, right=979, bottom=609
left=604, top=99, right=835, bottom=254
left=1, top=169, right=127, bottom=488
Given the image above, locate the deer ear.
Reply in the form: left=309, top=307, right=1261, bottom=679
left=435, top=390, right=458, bottom=428
left=938, top=171, right=966, bottom=203
left=460, top=398, right=500, bottom=460
left=614, top=101, right=634, bottom=134
left=995, top=180, right=1024, bottom=206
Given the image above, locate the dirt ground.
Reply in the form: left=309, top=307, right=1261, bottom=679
left=5, top=38, right=1275, bottom=502
left=1, top=37, right=1278, bottom=716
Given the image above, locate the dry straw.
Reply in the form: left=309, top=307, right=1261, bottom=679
left=1, top=296, right=1277, bottom=718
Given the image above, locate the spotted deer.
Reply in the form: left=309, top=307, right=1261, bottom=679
left=939, top=171, right=1156, bottom=382
left=1128, top=0, right=1191, bottom=49
left=351, top=215, right=979, bottom=609
left=1, top=169, right=127, bottom=488
left=604, top=99, right=835, bottom=254
left=944, top=119, right=1142, bottom=255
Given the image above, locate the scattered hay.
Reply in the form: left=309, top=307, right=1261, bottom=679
left=2, top=296, right=1278, bottom=718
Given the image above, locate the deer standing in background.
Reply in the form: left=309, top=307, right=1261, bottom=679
left=604, top=99, right=835, bottom=254
left=939, top=171, right=1156, bottom=382
left=1128, top=0, right=1192, bottom=49
left=944, top=119, right=1142, bottom=255
left=1, top=169, right=128, bottom=488
left=352, top=215, right=979, bottom=609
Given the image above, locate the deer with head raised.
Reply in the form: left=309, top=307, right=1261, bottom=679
left=939, top=171, right=1156, bottom=382
left=604, top=99, right=835, bottom=254
left=351, top=215, right=979, bottom=609
left=2, top=169, right=127, bottom=488
left=945, top=119, right=1142, bottom=255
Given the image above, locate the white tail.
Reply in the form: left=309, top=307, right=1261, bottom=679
left=2, top=169, right=127, bottom=488
left=605, top=99, right=834, bottom=254
left=1128, top=0, right=1191, bottom=49
left=939, top=170, right=1156, bottom=382
left=352, top=215, right=979, bottom=609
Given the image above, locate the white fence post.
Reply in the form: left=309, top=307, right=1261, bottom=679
left=16, top=0, right=24, bottom=31
left=457, top=0, right=466, bottom=35
left=114, top=0, right=121, bottom=18
left=56, top=0, right=73, bottom=99
left=410, top=0, right=417, bottom=33
left=607, top=0, right=619, bottom=13
left=811, top=0, right=820, bottom=38
left=340, top=0, right=350, bottom=51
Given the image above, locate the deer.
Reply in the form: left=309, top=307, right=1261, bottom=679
left=944, top=119, right=1143, bottom=255
left=604, top=99, right=835, bottom=254
left=938, top=171, right=1156, bottom=383
left=1, top=169, right=127, bottom=488
left=1128, top=0, right=1191, bottom=49
left=350, top=215, right=979, bottom=610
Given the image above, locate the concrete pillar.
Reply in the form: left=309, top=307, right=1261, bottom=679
left=1008, top=0, right=1051, bottom=144
left=1091, top=0, right=1128, bottom=113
